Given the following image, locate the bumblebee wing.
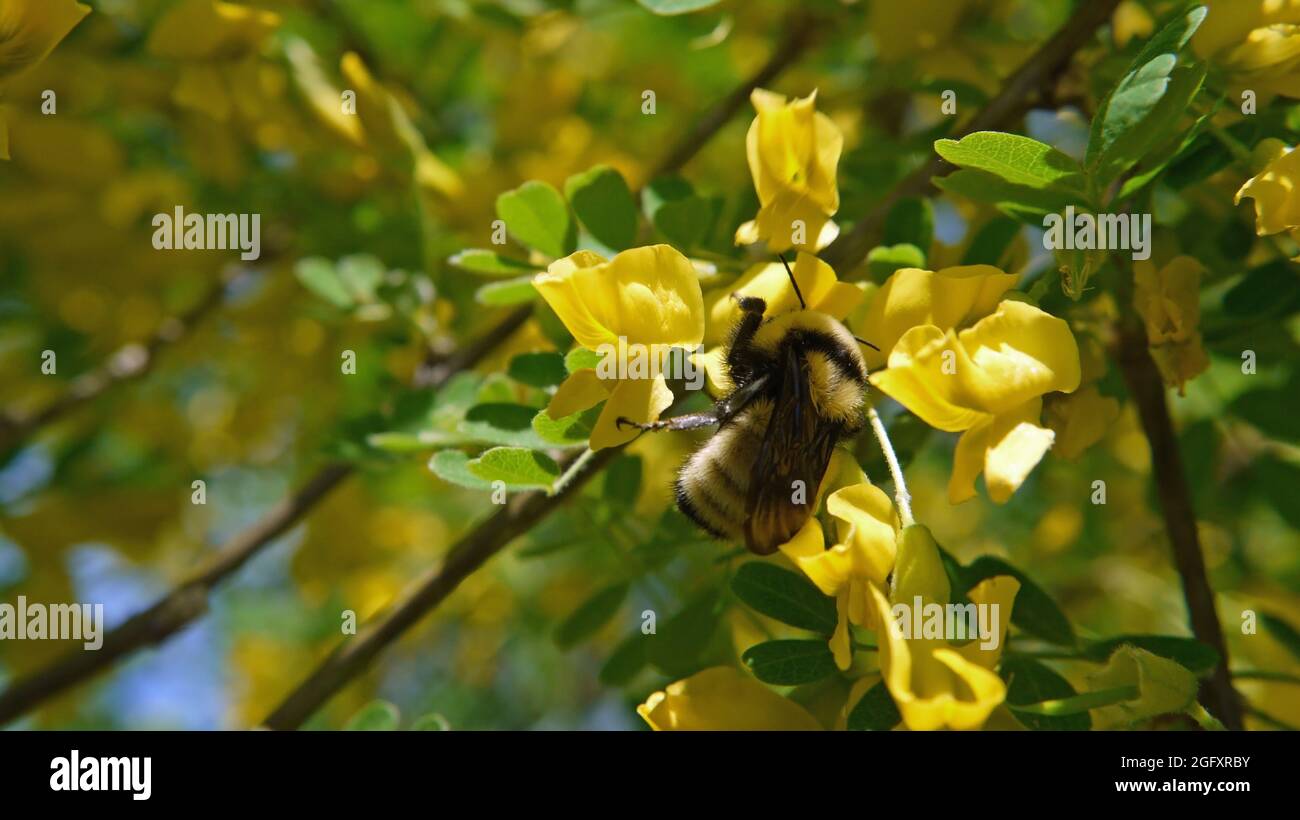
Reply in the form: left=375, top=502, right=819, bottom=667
left=742, top=344, right=841, bottom=555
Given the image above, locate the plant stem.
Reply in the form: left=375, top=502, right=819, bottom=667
left=866, top=403, right=914, bottom=527
left=1012, top=685, right=1139, bottom=716
left=1112, top=320, right=1245, bottom=730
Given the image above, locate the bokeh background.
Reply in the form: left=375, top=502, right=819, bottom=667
left=1, top=0, right=1297, bottom=730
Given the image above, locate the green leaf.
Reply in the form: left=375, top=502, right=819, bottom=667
left=883, top=197, right=934, bottom=251
left=935, top=131, right=1087, bottom=195
left=531, top=406, right=597, bottom=446
left=599, top=629, right=649, bottom=686
left=507, top=351, right=567, bottom=388
left=465, top=446, right=560, bottom=490
left=460, top=403, right=551, bottom=448
left=742, top=639, right=838, bottom=685
left=1229, top=384, right=1300, bottom=443
left=935, top=168, right=1086, bottom=222
left=475, top=275, right=537, bottom=306
left=1087, top=5, right=1207, bottom=177
left=605, top=454, right=642, bottom=507
left=448, top=249, right=541, bottom=277
left=564, top=346, right=604, bottom=373
left=1093, top=64, right=1206, bottom=187
left=344, top=701, right=400, bottom=730
left=647, top=589, right=723, bottom=678
left=1261, top=613, right=1300, bottom=663
left=962, top=556, right=1075, bottom=646
left=961, top=217, right=1022, bottom=266
left=730, top=562, right=838, bottom=635
left=1002, top=656, right=1091, bottom=730
left=428, top=449, right=493, bottom=490
left=1223, top=261, right=1300, bottom=317
left=1081, top=635, right=1219, bottom=676
left=337, top=255, right=384, bottom=303
left=295, top=257, right=353, bottom=309
left=644, top=177, right=712, bottom=250
left=409, top=713, right=451, bottom=731
left=845, top=680, right=901, bottom=731
left=636, top=0, right=721, bottom=15
left=495, top=180, right=574, bottom=258
left=565, top=165, right=638, bottom=251
left=867, top=243, right=926, bottom=279
left=555, top=583, right=629, bottom=648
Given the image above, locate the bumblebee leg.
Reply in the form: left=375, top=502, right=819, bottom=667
left=615, top=411, right=719, bottom=433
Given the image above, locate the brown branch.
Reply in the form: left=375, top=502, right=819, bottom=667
left=263, top=446, right=616, bottom=729
left=1113, top=320, right=1244, bottom=730
left=0, top=461, right=352, bottom=726
left=0, top=272, right=232, bottom=454
left=0, top=305, right=526, bottom=726
left=819, top=0, right=1122, bottom=274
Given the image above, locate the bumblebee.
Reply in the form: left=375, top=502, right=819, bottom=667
left=618, top=257, right=875, bottom=555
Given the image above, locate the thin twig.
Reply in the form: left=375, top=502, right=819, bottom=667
left=0, top=308, right=524, bottom=726
left=1113, top=319, right=1244, bottom=730
left=0, top=462, right=352, bottom=726
left=0, top=271, right=232, bottom=454
left=819, top=0, right=1122, bottom=275
left=262, top=447, right=616, bottom=729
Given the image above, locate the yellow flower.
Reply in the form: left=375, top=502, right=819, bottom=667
left=870, top=300, right=1081, bottom=503
left=535, top=245, right=705, bottom=450
left=1236, top=144, right=1300, bottom=243
left=0, top=0, right=90, bottom=159
left=638, top=666, right=822, bottom=730
left=869, top=525, right=1019, bottom=731
left=702, top=251, right=861, bottom=351
left=734, top=89, right=842, bottom=253
left=1133, top=256, right=1209, bottom=393
left=1193, top=1, right=1300, bottom=98
left=852, top=264, right=1018, bottom=370
left=780, top=481, right=900, bottom=670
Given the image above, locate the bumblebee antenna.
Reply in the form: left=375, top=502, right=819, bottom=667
left=853, top=335, right=881, bottom=352
left=777, top=253, right=806, bottom=310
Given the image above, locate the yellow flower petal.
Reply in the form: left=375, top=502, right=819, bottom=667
left=739, top=88, right=842, bottom=252
left=868, top=583, right=1006, bottom=731
left=637, top=666, right=823, bottom=730
left=853, top=265, right=1018, bottom=368
left=588, top=373, right=673, bottom=451
left=954, top=300, right=1082, bottom=414
left=957, top=575, right=1020, bottom=669
left=0, top=0, right=90, bottom=81
left=870, top=326, right=991, bottom=432
left=982, top=401, right=1055, bottom=504
left=534, top=245, right=705, bottom=351
left=545, top=368, right=610, bottom=419
left=1236, top=144, right=1300, bottom=235
left=706, top=253, right=861, bottom=342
